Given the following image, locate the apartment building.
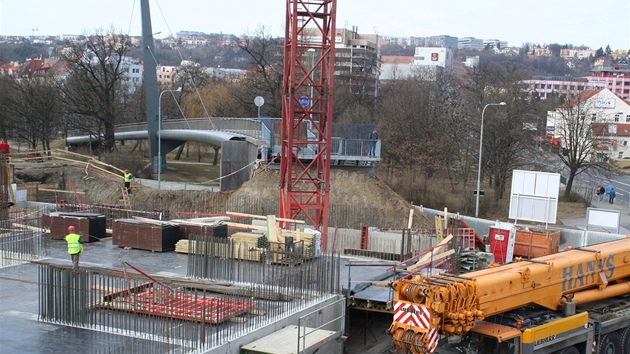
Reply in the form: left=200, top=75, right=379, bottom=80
left=457, top=37, right=484, bottom=50
left=333, top=28, right=380, bottom=98
left=423, top=35, right=459, bottom=49
left=549, top=88, right=630, bottom=160
left=523, top=76, right=596, bottom=99
left=483, top=39, right=508, bottom=49
left=584, top=57, right=630, bottom=100
left=559, top=48, right=596, bottom=60
left=526, top=57, right=630, bottom=100
left=157, top=65, right=177, bottom=88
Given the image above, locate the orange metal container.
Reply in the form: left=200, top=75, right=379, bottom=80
left=513, top=227, right=560, bottom=258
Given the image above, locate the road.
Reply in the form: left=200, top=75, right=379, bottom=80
left=580, top=168, right=630, bottom=207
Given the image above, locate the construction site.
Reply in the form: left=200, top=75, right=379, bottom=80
left=2, top=140, right=630, bottom=354
left=1, top=0, right=630, bottom=353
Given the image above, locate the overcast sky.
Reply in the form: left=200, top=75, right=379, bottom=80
left=1, top=0, right=628, bottom=50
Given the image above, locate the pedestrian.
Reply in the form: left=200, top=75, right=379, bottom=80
left=368, top=129, right=378, bottom=157
left=0, top=140, right=9, bottom=162
left=597, top=186, right=605, bottom=202
left=123, top=169, right=133, bottom=194
left=64, top=225, right=83, bottom=270
left=609, top=187, right=616, bottom=204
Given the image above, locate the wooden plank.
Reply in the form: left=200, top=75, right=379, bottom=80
left=12, top=223, right=48, bottom=232
left=39, top=188, right=86, bottom=195
left=405, top=249, right=455, bottom=272
left=412, top=234, right=453, bottom=267
left=226, top=211, right=305, bottom=224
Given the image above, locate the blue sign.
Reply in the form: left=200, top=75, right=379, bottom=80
left=299, top=95, right=310, bottom=107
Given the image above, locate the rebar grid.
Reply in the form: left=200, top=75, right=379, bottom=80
left=1, top=207, right=48, bottom=268
left=38, top=239, right=341, bottom=353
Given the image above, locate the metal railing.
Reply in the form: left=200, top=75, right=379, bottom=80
left=297, top=297, right=345, bottom=353
left=116, top=117, right=264, bottom=139
left=113, top=118, right=381, bottom=159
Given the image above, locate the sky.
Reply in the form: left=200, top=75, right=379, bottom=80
left=1, top=0, right=628, bottom=50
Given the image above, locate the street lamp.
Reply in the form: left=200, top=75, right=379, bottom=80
left=475, top=102, right=506, bottom=218
left=157, top=88, right=181, bottom=191
left=307, top=48, right=315, bottom=101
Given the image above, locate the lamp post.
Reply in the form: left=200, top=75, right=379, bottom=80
left=307, top=48, right=315, bottom=101
left=475, top=102, right=506, bottom=218
left=157, top=88, right=181, bottom=191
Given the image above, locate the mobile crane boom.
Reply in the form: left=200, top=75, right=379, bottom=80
left=389, top=237, right=630, bottom=353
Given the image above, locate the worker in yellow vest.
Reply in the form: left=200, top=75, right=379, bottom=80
left=123, top=169, right=133, bottom=194
left=64, top=225, right=83, bottom=270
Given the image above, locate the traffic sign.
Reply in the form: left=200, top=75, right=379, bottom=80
left=299, top=95, right=310, bottom=106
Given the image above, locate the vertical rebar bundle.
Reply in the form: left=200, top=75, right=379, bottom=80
left=0, top=150, right=8, bottom=223
left=1, top=207, right=47, bottom=268
left=38, top=251, right=341, bottom=354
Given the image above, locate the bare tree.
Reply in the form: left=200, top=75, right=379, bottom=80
left=173, top=61, right=214, bottom=93
left=376, top=76, right=443, bottom=180
left=183, top=81, right=248, bottom=118
left=0, top=75, right=62, bottom=151
left=237, top=26, right=284, bottom=117
left=462, top=59, right=535, bottom=204
left=553, top=93, right=611, bottom=197
left=60, top=28, right=131, bottom=153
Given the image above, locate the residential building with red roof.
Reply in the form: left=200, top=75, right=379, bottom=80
left=549, top=88, right=630, bottom=160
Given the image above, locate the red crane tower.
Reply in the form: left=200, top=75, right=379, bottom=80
left=280, top=0, right=336, bottom=250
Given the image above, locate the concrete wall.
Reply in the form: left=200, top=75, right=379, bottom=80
left=220, top=141, right=258, bottom=191
left=207, top=295, right=345, bottom=354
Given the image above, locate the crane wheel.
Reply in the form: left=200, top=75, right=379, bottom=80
left=620, top=326, right=630, bottom=354
left=557, top=345, right=579, bottom=354
left=596, top=332, right=621, bottom=354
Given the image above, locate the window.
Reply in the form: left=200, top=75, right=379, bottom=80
left=615, top=114, right=620, bottom=122
left=132, top=68, right=140, bottom=74
left=592, top=113, right=597, bottom=121
left=624, top=141, right=628, bottom=147
left=626, top=115, right=630, bottom=122
left=619, top=152, right=624, bottom=159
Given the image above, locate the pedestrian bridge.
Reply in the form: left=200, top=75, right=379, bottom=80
left=67, top=118, right=381, bottom=166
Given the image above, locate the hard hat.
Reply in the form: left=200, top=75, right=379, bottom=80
left=124, top=169, right=129, bottom=173
left=68, top=225, right=75, bottom=232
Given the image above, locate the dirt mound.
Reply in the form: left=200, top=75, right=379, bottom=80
left=13, top=162, right=423, bottom=228
left=232, top=168, right=425, bottom=228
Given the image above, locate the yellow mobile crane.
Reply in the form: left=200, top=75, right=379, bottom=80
left=389, top=237, right=630, bottom=353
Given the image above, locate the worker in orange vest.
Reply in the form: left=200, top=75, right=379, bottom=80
left=64, top=225, right=83, bottom=270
